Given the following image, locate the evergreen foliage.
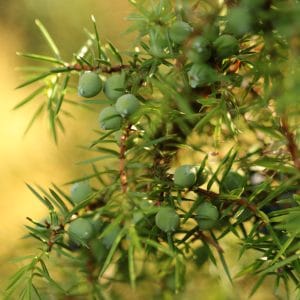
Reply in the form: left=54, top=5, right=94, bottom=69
left=6, top=0, right=300, bottom=299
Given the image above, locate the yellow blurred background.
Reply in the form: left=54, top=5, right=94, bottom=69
left=0, top=1, right=293, bottom=299
left=0, top=0, right=132, bottom=291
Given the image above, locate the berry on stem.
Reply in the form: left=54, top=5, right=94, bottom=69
left=195, top=202, right=219, bottom=230
left=174, top=165, right=198, bottom=188
left=213, top=34, right=239, bottom=59
left=78, top=71, right=102, bottom=98
left=115, top=94, right=140, bottom=117
left=220, top=171, right=246, bottom=193
left=187, top=36, right=212, bottom=63
left=68, top=218, right=94, bottom=244
left=70, top=181, right=93, bottom=204
left=155, top=207, right=179, bottom=232
left=103, top=73, right=126, bottom=101
left=169, top=21, right=193, bottom=44
left=99, top=106, right=123, bottom=130
left=188, top=64, right=218, bottom=88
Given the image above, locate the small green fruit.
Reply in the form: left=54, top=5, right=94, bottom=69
left=174, top=165, right=198, bottom=188
left=188, top=64, right=218, bottom=88
left=70, top=181, right=93, bottom=204
left=220, top=171, right=246, bottom=193
left=169, top=21, right=193, bottom=44
left=78, top=71, right=102, bottom=98
left=155, top=207, right=179, bottom=232
left=187, top=36, right=212, bottom=63
left=104, top=73, right=126, bottom=101
left=195, top=202, right=219, bottom=230
left=213, top=34, right=239, bottom=59
left=227, top=7, right=252, bottom=36
left=115, top=94, right=140, bottom=117
left=68, top=218, right=94, bottom=243
left=99, top=106, right=123, bottom=130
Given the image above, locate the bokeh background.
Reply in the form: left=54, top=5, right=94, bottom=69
left=0, top=0, right=132, bottom=292
left=0, top=1, right=291, bottom=299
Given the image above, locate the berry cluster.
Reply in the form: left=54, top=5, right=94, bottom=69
left=78, top=72, right=141, bottom=131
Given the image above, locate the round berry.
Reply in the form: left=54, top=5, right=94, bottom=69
left=227, top=7, right=252, bottom=36
left=103, top=73, right=126, bottom=101
left=70, top=181, right=93, bottom=204
left=188, top=36, right=212, bottom=63
left=155, top=207, right=179, bottom=233
left=115, top=94, right=140, bottom=117
left=99, top=106, right=123, bottom=130
left=188, top=64, right=218, bottom=88
left=68, top=218, right=94, bottom=243
left=78, top=71, right=102, bottom=98
left=213, top=34, right=239, bottom=59
left=169, top=21, right=193, bottom=44
left=174, top=165, right=198, bottom=188
left=220, top=171, right=246, bottom=193
left=195, top=202, right=219, bottom=230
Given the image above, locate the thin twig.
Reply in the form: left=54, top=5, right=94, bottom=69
left=195, top=188, right=259, bottom=214
left=280, top=116, right=300, bottom=170
left=193, top=231, right=224, bottom=253
left=67, top=63, right=130, bottom=73
left=120, top=125, right=131, bottom=193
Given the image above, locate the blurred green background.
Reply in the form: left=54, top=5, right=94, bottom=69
left=0, top=1, right=292, bottom=299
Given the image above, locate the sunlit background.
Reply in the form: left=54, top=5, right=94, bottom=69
left=0, top=1, right=290, bottom=299
left=0, top=0, right=132, bottom=291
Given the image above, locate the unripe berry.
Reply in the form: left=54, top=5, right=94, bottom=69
left=70, top=181, right=93, bottom=204
left=187, top=36, right=212, bottom=63
left=68, top=218, right=94, bottom=243
left=220, top=171, right=246, bottom=193
left=155, top=207, right=179, bottom=232
left=227, top=7, right=252, bottom=37
left=78, top=71, right=102, bottom=98
left=174, top=165, right=198, bottom=188
left=99, top=106, right=123, bottom=130
left=188, top=64, right=218, bottom=88
left=115, top=94, right=140, bottom=117
left=103, top=73, right=126, bottom=101
left=213, top=34, right=239, bottom=59
left=169, top=21, right=193, bottom=44
left=195, top=202, right=219, bottom=230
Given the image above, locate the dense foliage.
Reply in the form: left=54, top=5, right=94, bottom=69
left=6, top=0, right=300, bottom=299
